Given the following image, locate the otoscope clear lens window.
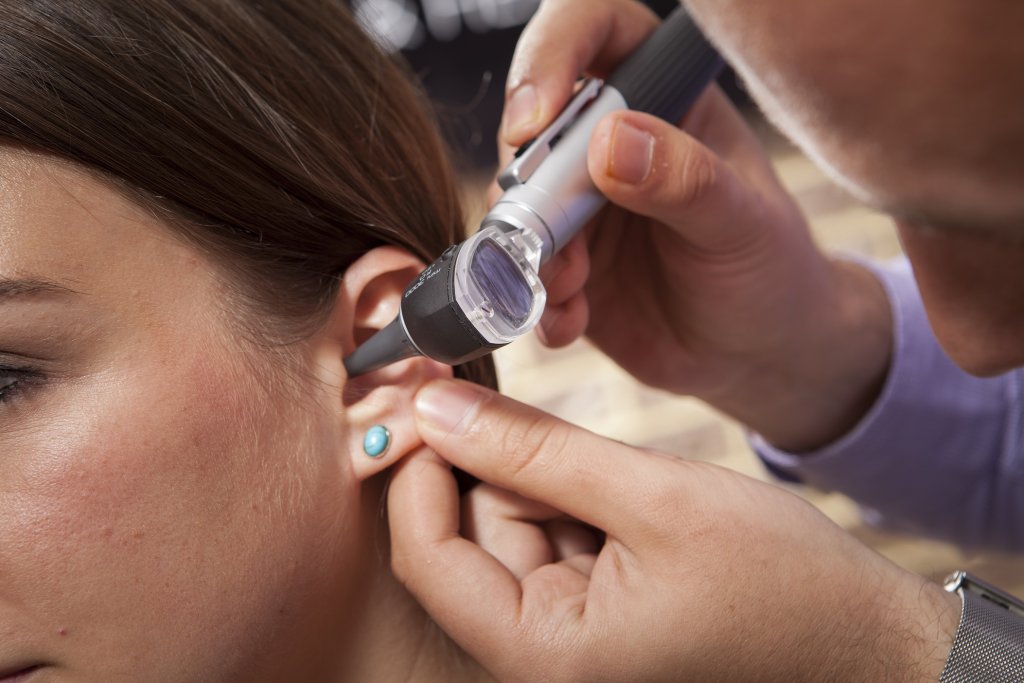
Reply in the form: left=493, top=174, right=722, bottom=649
left=469, top=239, right=532, bottom=327
left=452, top=224, right=545, bottom=345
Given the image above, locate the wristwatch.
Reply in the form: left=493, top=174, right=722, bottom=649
left=939, top=570, right=1024, bottom=682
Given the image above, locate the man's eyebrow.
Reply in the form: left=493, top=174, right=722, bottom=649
left=0, top=277, right=80, bottom=301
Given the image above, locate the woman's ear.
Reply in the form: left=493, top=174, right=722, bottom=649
left=330, top=246, right=453, bottom=482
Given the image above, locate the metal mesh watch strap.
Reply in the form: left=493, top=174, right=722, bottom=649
left=940, top=574, right=1024, bottom=682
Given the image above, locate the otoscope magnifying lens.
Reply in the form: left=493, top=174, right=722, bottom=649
left=469, top=238, right=533, bottom=328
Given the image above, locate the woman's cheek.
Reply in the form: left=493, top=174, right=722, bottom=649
left=0, top=347, right=354, bottom=676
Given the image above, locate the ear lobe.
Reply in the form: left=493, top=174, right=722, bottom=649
left=344, top=356, right=451, bottom=481
left=336, top=246, right=454, bottom=481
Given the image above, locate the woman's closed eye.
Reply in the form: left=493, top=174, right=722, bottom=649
left=0, top=365, right=42, bottom=406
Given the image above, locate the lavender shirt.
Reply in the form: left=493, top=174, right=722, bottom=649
left=752, top=258, right=1024, bottom=550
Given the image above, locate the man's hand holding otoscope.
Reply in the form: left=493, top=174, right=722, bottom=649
left=346, top=1, right=889, bottom=455
left=383, top=0, right=962, bottom=680
left=344, top=5, right=722, bottom=378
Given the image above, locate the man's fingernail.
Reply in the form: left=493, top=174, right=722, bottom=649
left=415, top=381, right=484, bottom=435
left=503, top=83, right=540, bottom=140
left=608, top=119, right=654, bottom=184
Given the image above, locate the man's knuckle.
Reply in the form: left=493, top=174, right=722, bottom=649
left=671, top=146, right=718, bottom=209
left=498, top=414, right=572, bottom=482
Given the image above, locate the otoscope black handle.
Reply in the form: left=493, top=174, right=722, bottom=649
left=606, top=7, right=724, bottom=123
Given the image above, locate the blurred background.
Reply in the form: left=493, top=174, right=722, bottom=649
left=352, top=0, right=1024, bottom=594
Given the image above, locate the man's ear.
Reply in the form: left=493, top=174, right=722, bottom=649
left=332, top=246, right=453, bottom=482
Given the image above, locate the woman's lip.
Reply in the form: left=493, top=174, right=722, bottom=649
left=0, top=664, right=43, bottom=682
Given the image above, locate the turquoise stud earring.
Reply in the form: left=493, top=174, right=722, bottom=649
left=363, top=425, right=391, bottom=458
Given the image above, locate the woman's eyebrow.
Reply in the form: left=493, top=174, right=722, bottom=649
left=0, top=277, right=80, bottom=301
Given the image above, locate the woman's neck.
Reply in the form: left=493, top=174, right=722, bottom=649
left=336, top=480, right=493, bottom=682
left=340, top=559, right=491, bottom=682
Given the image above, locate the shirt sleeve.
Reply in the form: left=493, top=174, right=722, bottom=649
left=752, top=257, right=1024, bottom=551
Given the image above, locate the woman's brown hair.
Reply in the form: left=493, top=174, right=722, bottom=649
left=0, top=0, right=496, bottom=387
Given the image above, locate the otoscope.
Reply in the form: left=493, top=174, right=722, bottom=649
left=344, top=7, right=724, bottom=376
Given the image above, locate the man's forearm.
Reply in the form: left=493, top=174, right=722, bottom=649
left=706, top=258, right=892, bottom=452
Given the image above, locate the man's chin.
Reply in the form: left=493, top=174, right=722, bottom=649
left=931, top=324, right=1024, bottom=378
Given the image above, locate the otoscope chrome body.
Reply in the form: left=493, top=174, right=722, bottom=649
left=489, top=77, right=621, bottom=263
left=343, top=7, right=724, bottom=377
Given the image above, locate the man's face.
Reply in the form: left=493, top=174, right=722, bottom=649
left=687, top=0, right=1024, bottom=373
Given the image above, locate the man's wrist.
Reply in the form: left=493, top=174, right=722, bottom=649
left=798, top=564, right=959, bottom=682
left=708, top=259, right=893, bottom=452
left=898, top=577, right=962, bottom=681
left=844, top=571, right=959, bottom=682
